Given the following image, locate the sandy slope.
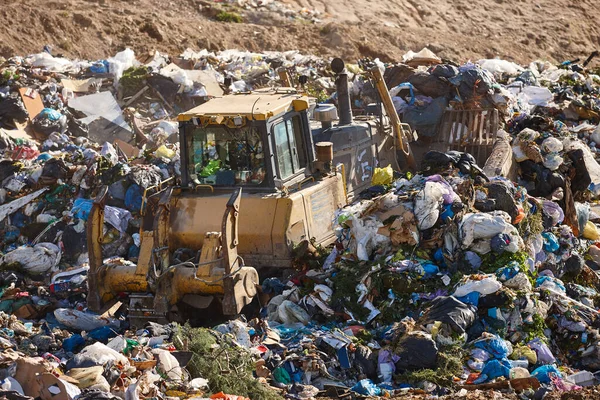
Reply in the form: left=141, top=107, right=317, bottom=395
left=0, top=0, right=599, bottom=65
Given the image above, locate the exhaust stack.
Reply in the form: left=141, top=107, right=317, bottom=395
left=331, top=58, right=353, bottom=126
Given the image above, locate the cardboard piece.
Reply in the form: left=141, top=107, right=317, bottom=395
left=61, top=78, right=102, bottom=93
left=114, top=139, right=140, bottom=159
left=0, top=127, right=35, bottom=142
left=18, top=88, right=45, bottom=120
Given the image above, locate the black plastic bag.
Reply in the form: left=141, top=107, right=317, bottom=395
left=420, top=296, right=476, bottom=334
left=0, top=97, right=28, bottom=125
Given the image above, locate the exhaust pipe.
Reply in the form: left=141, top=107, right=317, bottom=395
left=331, top=58, right=353, bottom=126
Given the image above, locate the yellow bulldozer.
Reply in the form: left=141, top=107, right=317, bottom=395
left=86, top=59, right=506, bottom=324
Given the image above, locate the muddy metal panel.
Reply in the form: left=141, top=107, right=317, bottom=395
left=434, top=108, right=499, bottom=166
left=298, top=174, right=347, bottom=245
left=169, top=192, right=280, bottom=259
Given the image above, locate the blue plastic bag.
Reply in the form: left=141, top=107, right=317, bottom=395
left=491, top=233, right=511, bottom=254
left=474, top=335, right=509, bottom=359
left=37, top=108, right=63, bottom=121
left=87, top=326, right=118, bottom=343
left=531, top=364, right=562, bottom=384
left=125, top=184, right=143, bottom=212
left=63, top=334, right=85, bottom=352
left=542, top=232, right=560, bottom=252
left=351, top=379, right=382, bottom=396
left=71, top=198, right=94, bottom=221
left=90, top=60, right=109, bottom=74
left=421, top=262, right=439, bottom=278
left=475, top=359, right=511, bottom=383
left=496, top=261, right=520, bottom=281
left=456, top=291, right=480, bottom=306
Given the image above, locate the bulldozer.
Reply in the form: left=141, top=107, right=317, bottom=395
left=87, top=58, right=509, bottom=324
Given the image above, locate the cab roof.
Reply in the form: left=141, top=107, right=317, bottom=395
left=178, top=88, right=310, bottom=122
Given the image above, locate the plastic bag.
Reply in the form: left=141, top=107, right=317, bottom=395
left=504, top=273, right=532, bottom=291
left=477, top=59, right=523, bottom=76
left=1, top=243, right=61, bottom=274
left=460, top=211, right=513, bottom=248
left=371, top=165, right=393, bottom=186
left=541, top=232, right=559, bottom=252
left=54, top=308, right=120, bottom=331
left=583, top=221, right=600, bottom=240
left=32, top=108, right=67, bottom=136
left=154, top=145, right=176, bottom=160
left=531, top=364, right=562, bottom=384
left=421, top=296, right=476, bottom=334
left=453, top=275, right=502, bottom=297
left=543, top=153, right=563, bottom=171
left=100, top=142, right=119, bottom=165
left=152, top=349, right=184, bottom=381
left=108, top=48, right=138, bottom=84
left=522, top=86, right=553, bottom=106
left=1, top=377, right=24, bottom=395
left=125, top=184, right=143, bottom=212
left=542, top=200, right=564, bottom=226
left=528, top=338, right=556, bottom=365
left=278, top=300, right=310, bottom=325
left=67, top=342, right=129, bottom=369
left=414, top=181, right=445, bottom=230
left=477, top=359, right=511, bottom=382
left=63, top=334, right=86, bottom=353
left=473, top=334, right=510, bottom=359
left=510, top=345, right=538, bottom=364
left=541, top=137, right=563, bottom=153
left=351, top=379, right=382, bottom=396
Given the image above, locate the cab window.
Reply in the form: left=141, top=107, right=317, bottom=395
left=186, top=125, right=266, bottom=186
left=272, top=115, right=306, bottom=180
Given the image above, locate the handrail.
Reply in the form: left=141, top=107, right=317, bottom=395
left=140, top=177, right=175, bottom=216
left=194, top=184, right=215, bottom=193
left=297, top=176, right=315, bottom=190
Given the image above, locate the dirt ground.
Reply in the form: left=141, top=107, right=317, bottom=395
left=1, top=0, right=600, bottom=65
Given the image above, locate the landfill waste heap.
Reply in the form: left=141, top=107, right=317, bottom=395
left=1, top=46, right=600, bottom=399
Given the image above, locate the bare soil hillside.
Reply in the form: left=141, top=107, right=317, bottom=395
left=1, top=0, right=599, bottom=65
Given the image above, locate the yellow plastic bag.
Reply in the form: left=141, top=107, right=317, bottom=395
left=155, top=145, right=175, bottom=160
left=583, top=221, right=600, bottom=241
left=371, top=164, right=393, bottom=186
left=510, top=345, right=537, bottom=364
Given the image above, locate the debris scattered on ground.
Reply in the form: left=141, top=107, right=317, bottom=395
left=1, top=46, right=600, bottom=400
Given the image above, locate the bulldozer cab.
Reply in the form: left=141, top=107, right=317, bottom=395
left=178, top=89, right=318, bottom=192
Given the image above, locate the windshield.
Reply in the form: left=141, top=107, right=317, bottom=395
left=186, top=125, right=266, bottom=186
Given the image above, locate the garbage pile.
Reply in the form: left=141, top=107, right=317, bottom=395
left=205, top=0, right=323, bottom=23
left=1, top=44, right=600, bottom=400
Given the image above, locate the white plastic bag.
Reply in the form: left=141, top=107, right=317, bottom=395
left=278, top=300, right=310, bottom=325
left=74, top=342, right=128, bottom=367
left=1, top=242, right=61, bottom=274
left=477, top=59, right=523, bottom=76
left=453, top=275, right=502, bottom=297
left=541, top=137, right=563, bottom=153
left=414, top=181, right=445, bottom=230
left=152, top=349, right=184, bottom=381
left=108, top=48, right=138, bottom=84
left=543, top=153, right=564, bottom=171
left=460, top=211, right=512, bottom=248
